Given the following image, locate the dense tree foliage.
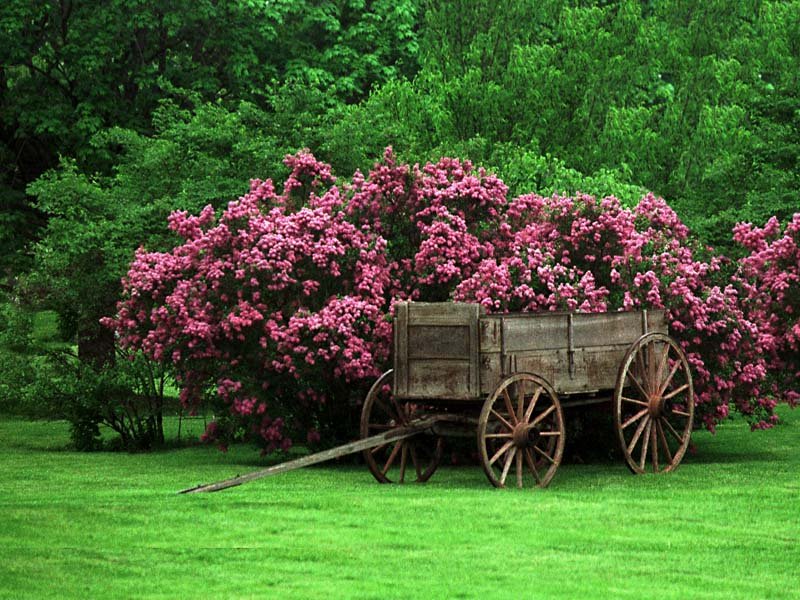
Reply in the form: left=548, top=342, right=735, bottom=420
left=1, top=0, right=420, bottom=278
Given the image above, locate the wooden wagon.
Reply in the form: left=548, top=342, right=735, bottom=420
left=360, top=302, right=695, bottom=489
left=182, top=302, right=694, bottom=493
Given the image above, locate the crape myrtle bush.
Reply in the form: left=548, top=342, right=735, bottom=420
left=734, top=215, right=800, bottom=420
left=105, top=149, right=791, bottom=452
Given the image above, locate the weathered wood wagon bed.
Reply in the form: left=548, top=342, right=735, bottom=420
left=183, top=302, right=694, bottom=493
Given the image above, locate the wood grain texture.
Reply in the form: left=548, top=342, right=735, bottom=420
left=394, top=302, right=481, bottom=400
left=396, top=304, right=668, bottom=402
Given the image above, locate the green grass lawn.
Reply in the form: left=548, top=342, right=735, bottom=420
left=0, top=409, right=798, bottom=599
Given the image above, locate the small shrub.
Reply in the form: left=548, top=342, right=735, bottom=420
left=23, top=349, right=171, bottom=451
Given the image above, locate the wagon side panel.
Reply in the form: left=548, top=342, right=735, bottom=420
left=394, top=302, right=482, bottom=400
left=479, top=310, right=668, bottom=395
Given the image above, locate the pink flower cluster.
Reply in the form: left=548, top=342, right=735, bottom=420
left=106, top=148, right=796, bottom=449
left=734, top=214, right=800, bottom=425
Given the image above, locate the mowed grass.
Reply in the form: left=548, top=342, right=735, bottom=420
left=1, top=409, right=798, bottom=600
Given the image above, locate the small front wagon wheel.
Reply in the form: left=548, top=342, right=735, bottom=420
left=614, top=333, right=694, bottom=474
left=360, top=370, right=443, bottom=484
left=478, top=373, right=565, bottom=489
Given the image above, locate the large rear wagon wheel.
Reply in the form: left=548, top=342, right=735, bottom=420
left=614, top=333, right=694, bottom=474
left=360, top=370, right=443, bottom=484
left=478, top=373, right=565, bottom=489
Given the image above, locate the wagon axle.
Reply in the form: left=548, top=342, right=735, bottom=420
left=512, top=423, right=542, bottom=448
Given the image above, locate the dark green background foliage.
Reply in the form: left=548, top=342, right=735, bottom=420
left=1, top=0, right=798, bottom=447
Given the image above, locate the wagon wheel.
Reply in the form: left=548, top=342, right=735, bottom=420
left=614, top=332, right=694, bottom=474
left=360, top=370, right=443, bottom=484
left=478, top=373, right=566, bottom=489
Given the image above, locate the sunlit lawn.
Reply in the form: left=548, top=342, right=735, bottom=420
left=0, top=407, right=797, bottom=599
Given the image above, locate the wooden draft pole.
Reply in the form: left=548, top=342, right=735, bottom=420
left=179, top=415, right=441, bottom=494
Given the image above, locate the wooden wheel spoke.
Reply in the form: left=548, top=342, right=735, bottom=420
left=390, top=398, right=407, bottom=424
left=670, top=407, right=691, bottom=417
left=621, top=408, right=649, bottom=430
left=626, top=414, right=650, bottom=455
left=398, top=443, right=408, bottom=483
left=499, top=447, right=516, bottom=486
left=539, top=430, right=561, bottom=437
left=622, top=396, right=649, bottom=407
left=516, top=381, right=526, bottom=421
left=484, top=432, right=513, bottom=439
left=636, top=351, right=649, bottom=393
left=524, top=388, right=542, bottom=422
left=381, top=440, right=403, bottom=476
left=409, top=444, right=422, bottom=479
left=490, top=409, right=515, bottom=431
left=382, top=441, right=403, bottom=475
left=502, top=389, right=518, bottom=425
left=650, top=421, right=659, bottom=472
left=656, top=420, right=673, bottom=464
left=663, top=383, right=690, bottom=401
left=489, top=440, right=515, bottom=466
left=534, top=445, right=555, bottom=465
left=647, top=344, right=657, bottom=394
left=655, top=344, right=669, bottom=387
left=531, top=404, right=556, bottom=426
left=663, top=418, right=686, bottom=445
left=627, top=371, right=650, bottom=401
left=638, top=419, right=653, bottom=471
left=523, top=448, right=541, bottom=484
left=658, top=361, right=681, bottom=398
left=516, top=450, right=523, bottom=489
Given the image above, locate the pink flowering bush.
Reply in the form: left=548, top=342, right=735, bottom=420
left=105, top=149, right=510, bottom=450
left=345, top=150, right=506, bottom=301
left=734, top=214, right=800, bottom=422
left=106, top=148, right=793, bottom=451
left=455, top=192, right=771, bottom=431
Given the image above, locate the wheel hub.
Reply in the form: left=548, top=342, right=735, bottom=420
left=648, top=393, right=665, bottom=418
left=512, top=423, right=540, bottom=448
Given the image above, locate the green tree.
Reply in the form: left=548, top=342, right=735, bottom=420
left=26, top=101, right=282, bottom=363
left=1, top=0, right=422, bottom=283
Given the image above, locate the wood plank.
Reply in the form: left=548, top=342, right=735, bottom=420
left=479, top=353, right=503, bottom=394
left=480, top=310, right=668, bottom=353
left=479, top=316, right=503, bottom=352
left=404, top=302, right=485, bottom=325
left=404, top=360, right=474, bottom=399
left=480, top=346, right=630, bottom=394
left=178, top=416, right=441, bottom=494
left=572, top=311, right=667, bottom=347
left=396, top=302, right=481, bottom=400
left=408, top=325, right=470, bottom=359
left=502, top=313, right=569, bottom=352
left=394, top=303, right=409, bottom=396
left=469, top=309, right=480, bottom=395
